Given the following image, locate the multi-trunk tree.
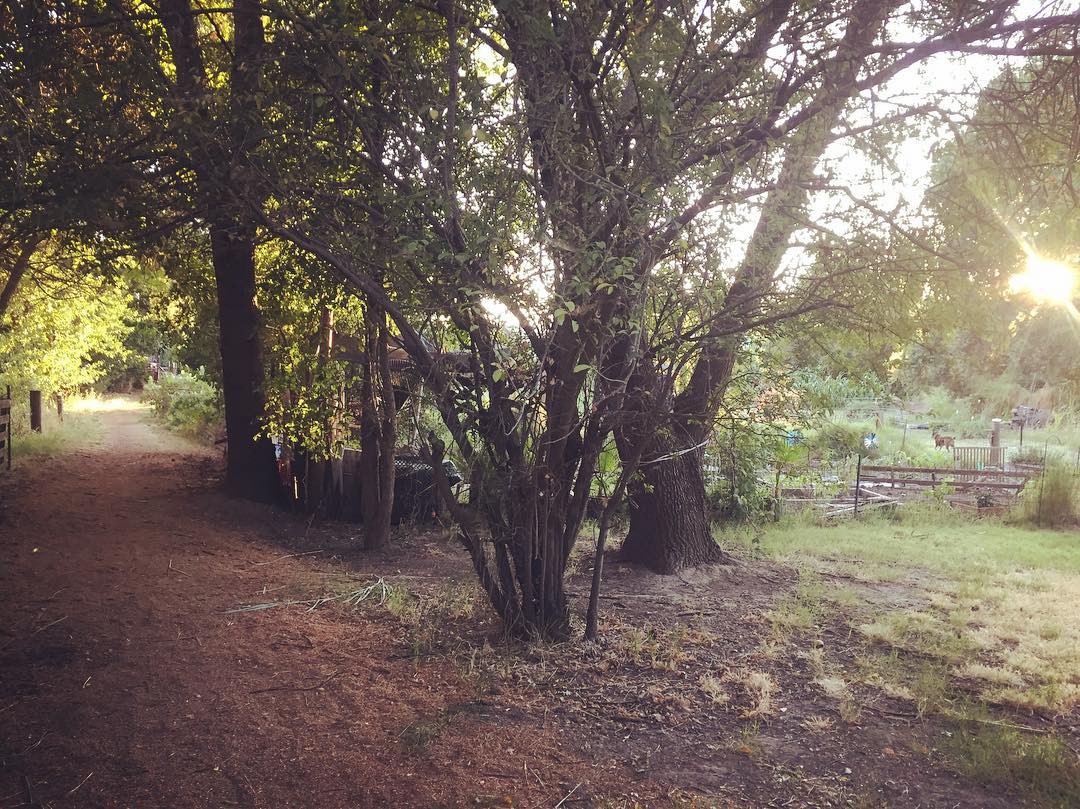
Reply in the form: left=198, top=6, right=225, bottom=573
left=251, top=1, right=1077, bottom=636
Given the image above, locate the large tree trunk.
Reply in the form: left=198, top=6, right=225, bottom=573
left=161, top=0, right=280, bottom=503
left=359, top=305, right=396, bottom=549
left=619, top=5, right=883, bottom=565
left=210, top=221, right=280, bottom=502
left=620, top=437, right=726, bottom=573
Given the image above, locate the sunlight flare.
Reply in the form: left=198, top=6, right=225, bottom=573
left=1009, top=253, right=1077, bottom=306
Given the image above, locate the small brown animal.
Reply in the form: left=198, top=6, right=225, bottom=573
left=933, top=431, right=955, bottom=450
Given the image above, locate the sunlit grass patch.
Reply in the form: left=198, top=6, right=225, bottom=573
left=744, top=513, right=1080, bottom=578
left=749, top=511, right=1080, bottom=723
left=68, top=394, right=147, bottom=412
left=859, top=610, right=976, bottom=663
left=765, top=570, right=849, bottom=641
left=618, top=626, right=693, bottom=671
left=733, top=670, right=777, bottom=718
left=699, top=674, right=730, bottom=706
left=812, top=675, right=847, bottom=699
left=826, top=584, right=863, bottom=606
left=801, top=714, right=834, bottom=732
left=954, top=662, right=1026, bottom=688
left=12, top=410, right=103, bottom=460
left=986, top=683, right=1080, bottom=715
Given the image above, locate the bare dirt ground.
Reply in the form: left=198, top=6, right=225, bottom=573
left=0, top=407, right=1042, bottom=807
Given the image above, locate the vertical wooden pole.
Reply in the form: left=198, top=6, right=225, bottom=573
left=29, top=390, right=43, bottom=432
left=854, top=455, right=862, bottom=517
left=55, top=394, right=64, bottom=423
left=4, top=385, right=10, bottom=470
left=1036, top=443, right=1048, bottom=527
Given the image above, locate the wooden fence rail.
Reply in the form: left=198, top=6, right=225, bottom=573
left=861, top=464, right=1034, bottom=479
left=860, top=464, right=1028, bottom=494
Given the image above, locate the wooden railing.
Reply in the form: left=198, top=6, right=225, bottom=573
left=860, top=464, right=1029, bottom=494
left=0, top=385, right=11, bottom=472
left=954, top=445, right=1006, bottom=470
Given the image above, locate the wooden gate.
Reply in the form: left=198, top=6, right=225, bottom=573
left=0, top=385, right=11, bottom=471
left=954, top=446, right=1006, bottom=469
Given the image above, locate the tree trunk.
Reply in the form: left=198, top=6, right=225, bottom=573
left=210, top=222, right=280, bottom=503
left=617, top=3, right=886, bottom=571
left=620, top=442, right=725, bottom=573
left=0, top=238, right=40, bottom=324
left=160, top=0, right=280, bottom=504
left=359, top=303, right=395, bottom=548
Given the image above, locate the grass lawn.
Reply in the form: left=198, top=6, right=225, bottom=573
left=722, top=510, right=1080, bottom=806
left=730, top=512, right=1080, bottom=711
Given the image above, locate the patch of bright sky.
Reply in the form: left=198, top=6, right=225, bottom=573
left=808, top=0, right=1054, bottom=240
left=781, top=36, right=1038, bottom=279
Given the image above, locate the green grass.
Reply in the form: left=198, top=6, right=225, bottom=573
left=947, top=725, right=1080, bottom=809
left=738, top=507, right=1075, bottom=737
left=725, top=507, right=1080, bottom=804
left=727, top=511, right=1080, bottom=579
left=11, top=410, right=103, bottom=461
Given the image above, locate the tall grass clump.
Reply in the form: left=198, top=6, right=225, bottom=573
left=141, top=373, right=223, bottom=440
left=948, top=725, right=1080, bottom=808
left=1015, top=460, right=1080, bottom=528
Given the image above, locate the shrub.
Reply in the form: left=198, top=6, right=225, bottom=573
left=1015, top=460, right=1079, bottom=528
left=141, top=372, right=223, bottom=440
left=1010, top=445, right=1046, bottom=465
left=809, top=422, right=865, bottom=461
left=705, top=427, right=775, bottom=522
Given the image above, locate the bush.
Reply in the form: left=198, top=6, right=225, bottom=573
left=705, top=425, right=778, bottom=523
left=1015, top=460, right=1080, bottom=528
left=1011, top=445, right=1046, bottom=465
left=809, top=422, right=866, bottom=461
left=141, top=373, right=222, bottom=440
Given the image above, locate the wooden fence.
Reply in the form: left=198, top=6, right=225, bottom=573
left=954, top=445, right=1006, bottom=470
left=860, top=464, right=1030, bottom=494
left=0, top=386, right=11, bottom=472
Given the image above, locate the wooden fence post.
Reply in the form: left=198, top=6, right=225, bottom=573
left=29, top=390, right=43, bottom=432
left=854, top=455, right=862, bottom=517
left=0, top=385, right=11, bottom=470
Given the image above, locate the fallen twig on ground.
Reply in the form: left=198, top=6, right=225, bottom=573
left=251, top=549, right=324, bottom=568
left=168, top=559, right=190, bottom=577
left=225, top=577, right=392, bottom=614
left=251, top=670, right=341, bottom=695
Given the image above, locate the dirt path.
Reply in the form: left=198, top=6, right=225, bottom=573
left=0, top=407, right=598, bottom=808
